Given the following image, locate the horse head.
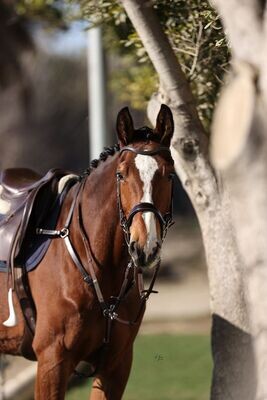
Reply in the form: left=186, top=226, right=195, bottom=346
left=116, top=104, right=175, bottom=269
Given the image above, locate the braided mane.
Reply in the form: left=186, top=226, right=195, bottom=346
left=82, top=126, right=160, bottom=177
left=82, top=144, right=120, bottom=177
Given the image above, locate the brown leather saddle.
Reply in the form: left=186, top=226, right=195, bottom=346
left=0, top=168, right=78, bottom=360
left=1, top=169, right=57, bottom=263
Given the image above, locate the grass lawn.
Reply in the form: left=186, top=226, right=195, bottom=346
left=66, top=334, right=212, bottom=400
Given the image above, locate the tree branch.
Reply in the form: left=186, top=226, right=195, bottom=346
left=189, top=21, right=203, bottom=77
left=120, top=0, right=204, bottom=139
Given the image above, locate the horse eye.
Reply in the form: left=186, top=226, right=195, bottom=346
left=116, top=172, right=124, bottom=180
left=168, top=173, right=175, bottom=181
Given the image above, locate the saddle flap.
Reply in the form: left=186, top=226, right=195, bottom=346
left=0, top=168, right=73, bottom=264
left=0, top=212, right=23, bottom=261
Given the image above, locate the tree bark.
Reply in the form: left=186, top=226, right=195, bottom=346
left=120, top=0, right=255, bottom=398
left=210, top=0, right=263, bottom=65
left=211, top=1, right=267, bottom=398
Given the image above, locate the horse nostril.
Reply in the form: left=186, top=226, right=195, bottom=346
left=129, top=241, right=136, bottom=254
left=151, top=241, right=161, bottom=257
left=155, top=241, right=161, bottom=251
left=129, top=241, right=143, bottom=260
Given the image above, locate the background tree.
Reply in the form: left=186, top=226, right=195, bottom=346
left=81, top=0, right=229, bottom=130
left=79, top=1, right=260, bottom=399
left=0, top=0, right=90, bottom=172
left=211, top=1, right=267, bottom=399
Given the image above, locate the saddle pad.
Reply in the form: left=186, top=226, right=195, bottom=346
left=0, top=261, right=7, bottom=272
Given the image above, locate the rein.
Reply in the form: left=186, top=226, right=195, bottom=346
left=37, top=144, right=174, bottom=376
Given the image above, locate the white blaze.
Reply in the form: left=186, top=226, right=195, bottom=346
left=135, top=154, right=159, bottom=257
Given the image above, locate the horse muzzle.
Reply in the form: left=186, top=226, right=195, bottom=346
left=129, top=240, right=161, bottom=269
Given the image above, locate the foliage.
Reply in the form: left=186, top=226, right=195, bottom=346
left=15, top=0, right=68, bottom=27
left=11, top=0, right=230, bottom=129
left=79, top=0, right=230, bottom=129
left=157, top=0, right=229, bottom=127
left=110, top=61, right=156, bottom=110
left=66, top=334, right=212, bottom=400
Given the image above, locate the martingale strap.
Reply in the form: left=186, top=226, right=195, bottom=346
left=77, top=201, right=159, bottom=330
left=37, top=176, right=159, bottom=345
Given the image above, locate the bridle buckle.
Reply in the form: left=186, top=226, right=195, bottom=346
left=60, top=227, right=69, bottom=238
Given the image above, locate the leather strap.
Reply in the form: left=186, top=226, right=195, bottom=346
left=64, top=235, right=92, bottom=285
left=120, top=146, right=171, bottom=157
left=36, top=180, right=93, bottom=286
left=127, top=202, right=165, bottom=230
left=77, top=202, right=108, bottom=311
left=62, top=181, right=93, bottom=286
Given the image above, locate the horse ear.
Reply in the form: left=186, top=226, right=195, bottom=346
left=154, top=104, right=174, bottom=147
left=116, top=107, right=134, bottom=147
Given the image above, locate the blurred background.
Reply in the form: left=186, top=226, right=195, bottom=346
left=0, top=0, right=214, bottom=399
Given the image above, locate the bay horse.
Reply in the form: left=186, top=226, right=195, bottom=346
left=0, top=104, right=174, bottom=399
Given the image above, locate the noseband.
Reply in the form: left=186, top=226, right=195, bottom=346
left=117, top=146, right=175, bottom=245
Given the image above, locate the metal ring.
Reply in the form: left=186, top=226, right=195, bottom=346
left=60, top=227, right=69, bottom=238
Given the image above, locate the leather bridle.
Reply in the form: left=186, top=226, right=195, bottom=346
left=117, top=146, right=175, bottom=246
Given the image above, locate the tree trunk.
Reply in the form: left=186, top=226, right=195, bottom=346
left=211, top=1, right=267, bottom=398
left=120, top=0, right=255, bottom=398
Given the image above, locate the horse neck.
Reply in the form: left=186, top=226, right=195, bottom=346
left=80, top=154, right=127, bottom=271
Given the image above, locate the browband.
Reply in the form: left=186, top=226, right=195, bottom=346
left=120, top=146, right=171, bottom=156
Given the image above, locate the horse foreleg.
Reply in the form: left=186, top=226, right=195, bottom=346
left=89, top=347, right=133, bottom=400
left=34, top=347, right=74, bottom=400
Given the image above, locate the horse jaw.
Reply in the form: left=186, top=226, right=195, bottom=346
left=3, top=288, right=18, bottom=327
